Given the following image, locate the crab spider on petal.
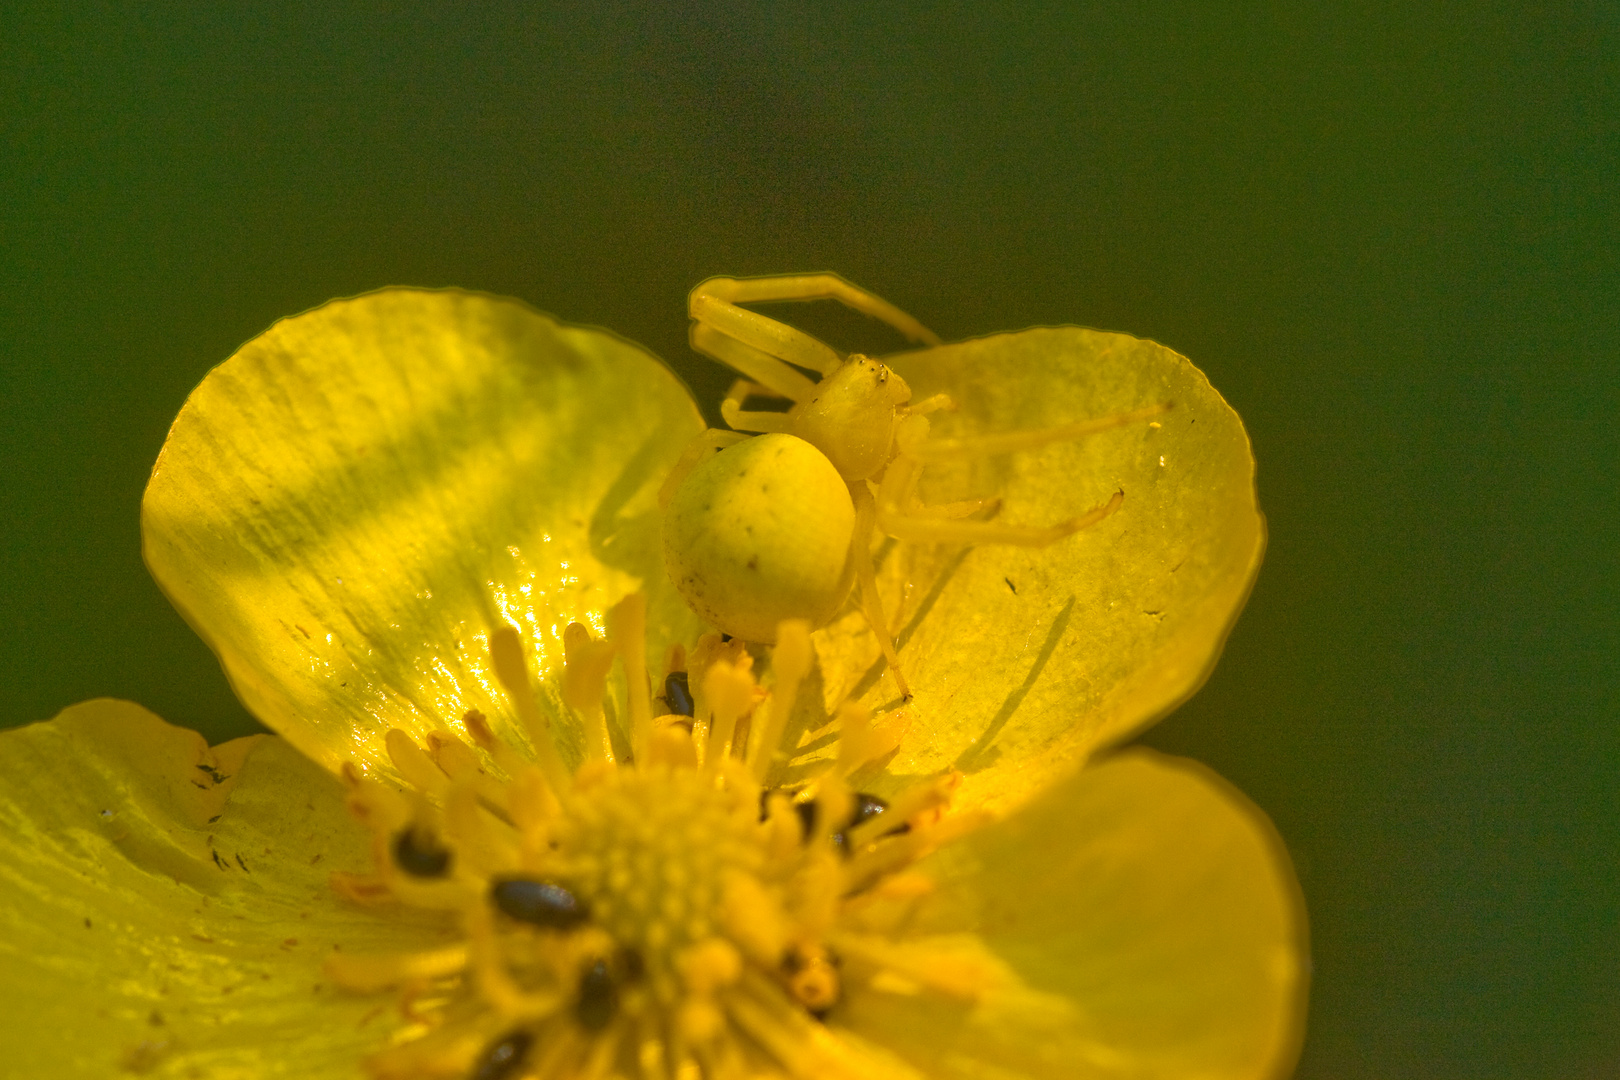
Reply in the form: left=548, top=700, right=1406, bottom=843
left=661, top=273, right=1171, bottom=698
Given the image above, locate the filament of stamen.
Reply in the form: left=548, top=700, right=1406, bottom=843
left=562, top=623, right=618, bottom=763
left=701, top=660, right=753, bottom=773
left=607, top=593, right=654, bottom=761
left=330, top=601, right=971, bottom=1080
left=489, top=625, right=570, bottom=795
left=747, top=619, right=811, bottom=783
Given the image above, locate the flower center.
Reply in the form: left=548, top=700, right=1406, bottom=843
left=560, top=763, right=756, bottom=995
left=324, top=596, right=972, bottom=1080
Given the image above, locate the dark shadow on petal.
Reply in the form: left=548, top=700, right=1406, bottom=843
left=954, top=595, right=1074, bottom=774
left=846, top=545, right=973, bottom=706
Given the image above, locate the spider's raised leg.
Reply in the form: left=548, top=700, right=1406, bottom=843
left=848, top=483, right=912, bottom=700
left=872, top=405, right=1150, bottom=545
left=657, top=428, right=749, bottom=510
left=720, top=379, right=793, bottom=435
left=689, top=273, right=941, bottom=401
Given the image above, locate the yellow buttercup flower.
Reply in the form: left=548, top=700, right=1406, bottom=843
left=0, top=289, right=1306, bottom=1078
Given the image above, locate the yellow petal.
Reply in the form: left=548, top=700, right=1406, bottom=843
left=0, top=699, right=457, bottom=1078
left=839, top=748, right=1307, bottom=1079
left=818, top=328, right=1264, bottom=814
left=142, top=289, right=706, bottom=780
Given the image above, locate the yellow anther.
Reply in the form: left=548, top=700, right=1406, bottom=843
left=426, top=731, right=510, bottom=812
left=834, top=702, right=910, bottom=778
left=702, top=658, right=756, bottom=772
left=385, top=728, right=450, bottom=797
left=760, top=792, right=802, bottom=862
left=344, top=777, right=409, bottom=833
left=322, top=945, right=469, bottom=994
left=719, top=870, right=787, bottom=964
left=676, top=997, right=725, bottom=1043
left=506, top=766, right=557, bottom=834
left=678, top=938, right=742, bottom=993
left=647, top=723, right=699, bottom=769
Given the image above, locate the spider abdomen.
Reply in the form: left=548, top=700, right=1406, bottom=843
left=662, top=433, right=855, bottom=643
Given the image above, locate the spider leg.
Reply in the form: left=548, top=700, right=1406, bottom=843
left=880, top=490, right=1124, bottom=546
left=904, top=496, right=1001, bottom=520
left=720, top=379, right=793, bottom=434
left=876, top=438, right=1121, bottom=545
left=910, top=403, right=1171, bottom=462
left=697, top=273, right=942, bottom=347
left=690, top=322, right=819, bottom=401
left=904, top=392, right=956, bottom=417
left=689, top=273, right=942, bottom=400
left=848, top=483, right=912, bottom=699
left=878, top=443, right=999, bottom=520
left=657, top=428, right=749, bottom=510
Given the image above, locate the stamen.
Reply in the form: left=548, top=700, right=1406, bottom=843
left=385, top=728, right=451, bottom=797
left=442, top=784, right=517, bottom=876
left=462, top=709, right=530, bottom=777
left=562, top=622, right=618, bottom=762
left=324, top=945, right=469, bottom=994
left=427, top=732, right=512, bottom=815
left=606, top=592, right=653, bottom=760
left=844, top=771, right=959, bottom=849
left=747, top=619, right=811, bottom=783
left=833, top=703, right=910, bottom=779
left=328, top=594, right=972, bottom=1080
left=489, top=625, right=570, bottom=796
left=701, top=658, right=754, bottom=773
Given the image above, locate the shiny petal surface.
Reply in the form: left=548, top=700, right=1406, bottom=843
left=0, top=700, right=455, bottom=1079
left=839, top=748, right=1307, bottom=1080
left=143, top=289, right=706, bottom=779
left=814, top=328, right=1264, bottom=814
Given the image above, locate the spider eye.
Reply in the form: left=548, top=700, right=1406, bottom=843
left=391, top=826, right=452, bottom=878
left=488, top=878, right=589, bottom=929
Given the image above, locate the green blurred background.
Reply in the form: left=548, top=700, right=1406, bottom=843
left=3, top=3, right=1614, bottom=1075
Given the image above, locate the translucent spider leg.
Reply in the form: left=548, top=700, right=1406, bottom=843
left=909, top=402, right=1171, bottom=462
left=720, top=379, right=793, bottom=434
left=657, top=427, right=748, bottom=510
left=689, top=273, right=941, bottom=402
left=848, top=482, right=912, bottom=700
left=873, top=404, right=1168, bottom=545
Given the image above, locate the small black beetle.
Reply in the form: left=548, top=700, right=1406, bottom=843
left=488, top=878, right=588, bottom=930
left=391, top=826, right=453, bottom=878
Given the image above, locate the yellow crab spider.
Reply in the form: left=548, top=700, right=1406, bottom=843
left=661, top=273, right=1169, bottom=697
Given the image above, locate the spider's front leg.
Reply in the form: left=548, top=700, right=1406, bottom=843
left=871, top=408, right=1166, bottom=545
left=719, top=379, right=792, bottom=435
left=688, top=273, right=941, bottom=401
